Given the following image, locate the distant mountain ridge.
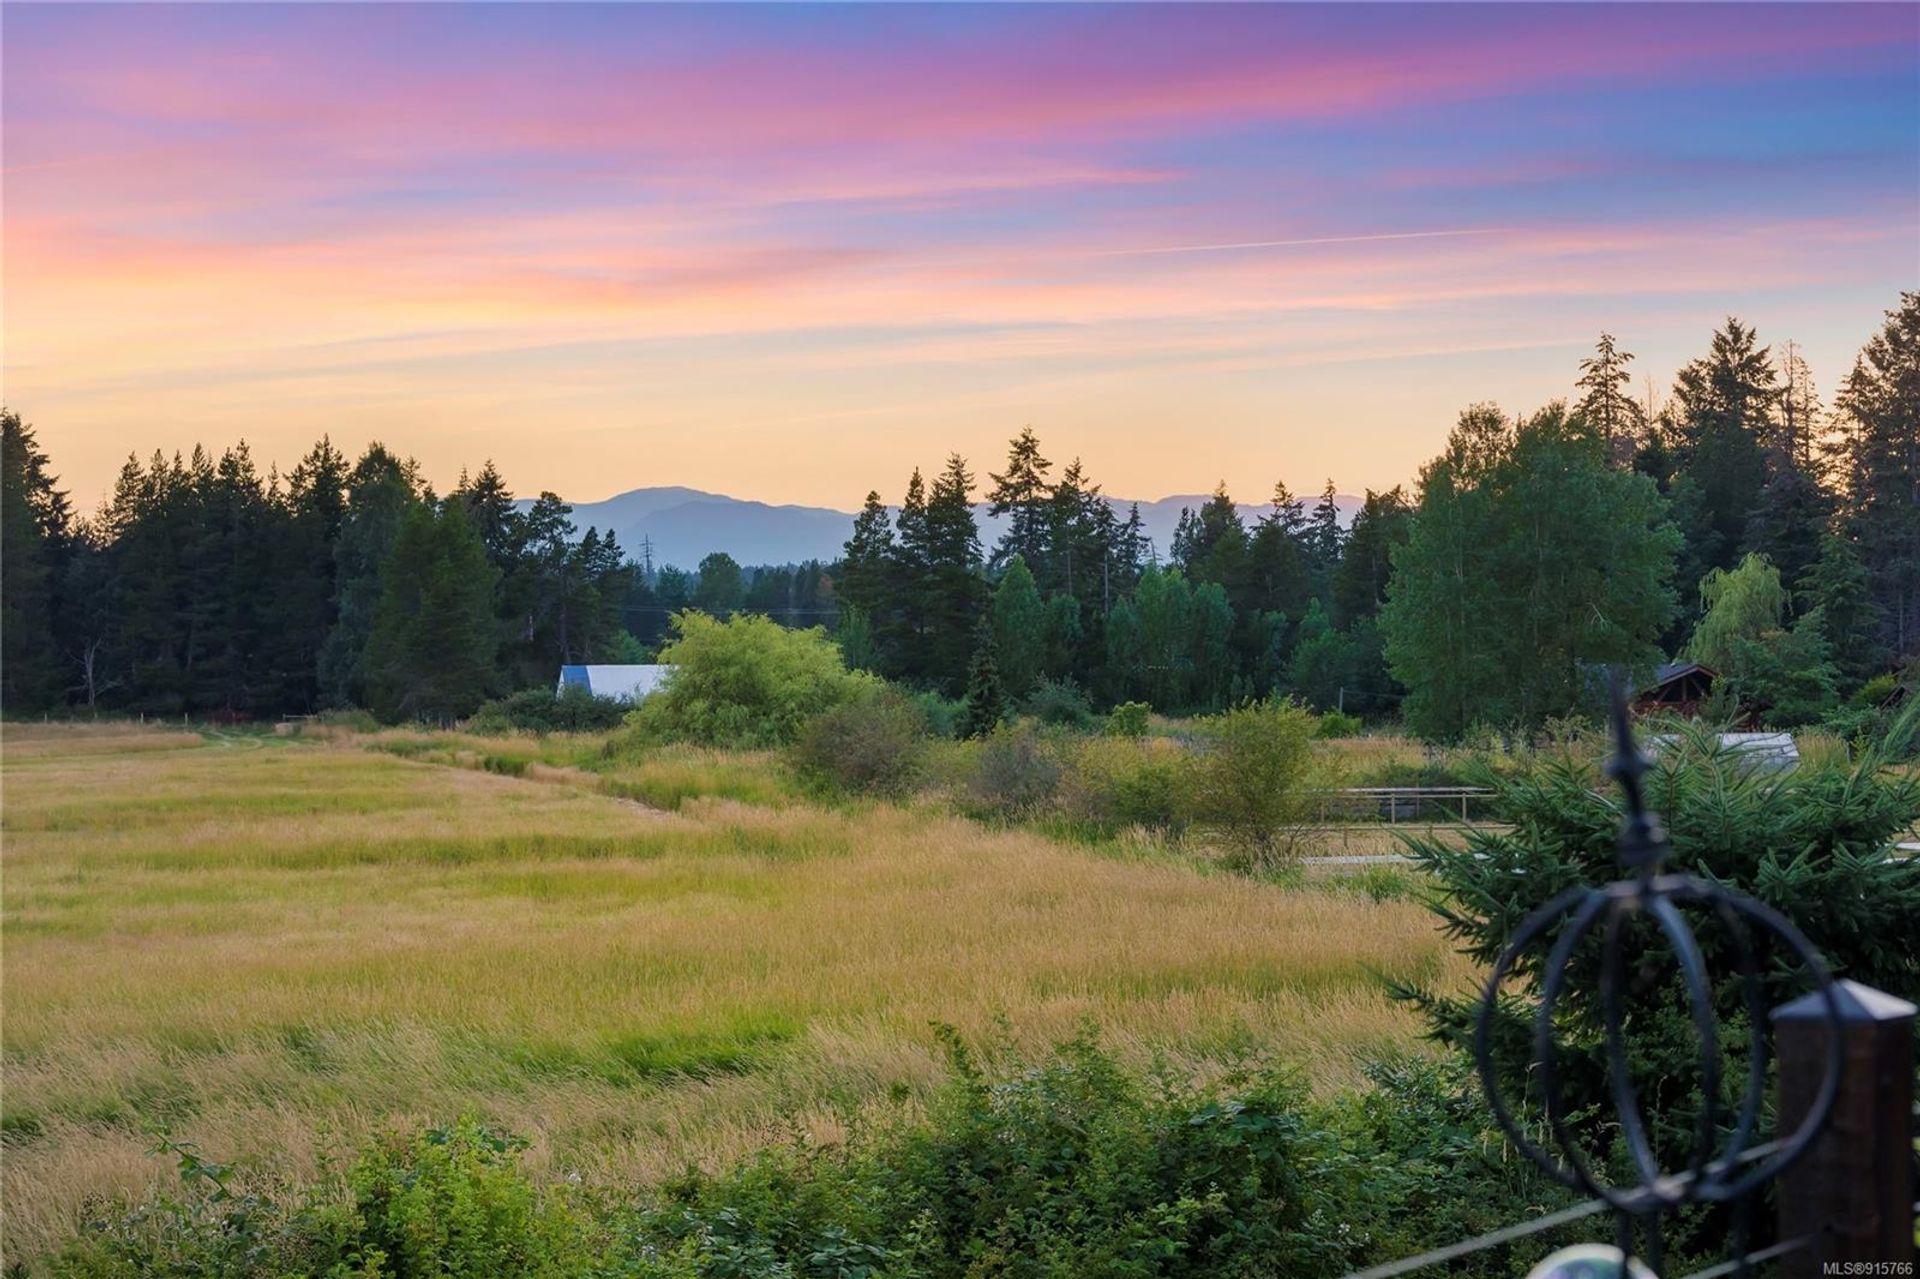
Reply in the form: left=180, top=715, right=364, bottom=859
left=522, top=486, right=1363, bottom=570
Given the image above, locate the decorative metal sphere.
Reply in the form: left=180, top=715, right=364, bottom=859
left=1524, top=1243, right=1659, bottom=1279
left=1471, top=669, right=1847, bottom=1213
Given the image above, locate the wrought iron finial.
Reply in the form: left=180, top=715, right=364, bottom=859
left=1471, top=671, right=1848, bottom=1256
left=1605, top=668, right=1666, bottom=872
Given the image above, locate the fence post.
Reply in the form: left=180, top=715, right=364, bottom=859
left=1773, top=979, right=1915, bottom=1279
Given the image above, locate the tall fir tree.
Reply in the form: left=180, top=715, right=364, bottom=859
left=986, top=426, right=1053, bottom=576
left=1832, top=292, right=1920, bottom=660
left=922, top=454, right=987, bottom=692
left=1573, top=332, right=1643, bottom=466
left=1665, top=318, right=1779, bottom=607
left=959, top=614, right=1006, bottom=738
left=361, top=501, right=498, bottom=722
left=318, top=445, right=421, bottom=706
left=1, top=410, right=71, bottom=709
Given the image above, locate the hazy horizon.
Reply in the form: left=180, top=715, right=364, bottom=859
left=7, top=2, right=1916, bottom=512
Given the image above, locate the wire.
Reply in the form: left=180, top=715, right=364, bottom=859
left=1669, top=1234, right=1811, bottom=1279
left=1339, top=1198, right=1609, bottom=1279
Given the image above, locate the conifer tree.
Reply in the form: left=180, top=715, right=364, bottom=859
left=959, top=614, right=1006, bottom=738
left=1833, top=292, right=1920, bottom=659
left=319, top=445, right=420, bottom=706
left=923, top=454, right=987, bottom=692
left=361, top=501, right=498, bottom=723
left=1, top=410, right=70, bottom=709
left=1573, top=332, right=1642, bottom=465
left=1665, top=318, right=1778, bottom=593
left=986, top=426, right=1052, bottom=576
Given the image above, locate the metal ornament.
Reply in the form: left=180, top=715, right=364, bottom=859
left=1471, top=669, right=1847, bottom=1218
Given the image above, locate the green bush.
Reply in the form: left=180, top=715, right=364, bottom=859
left=1022, top=678, right=1095, bottom=730
left=54, top=1038, right=1585, bottom=1279
left=1191, top=698, right=1327, bottom=871
left=1064, top=736, right=1193, bottom=835
left=349, top=1122, right=592, bottom=1277
left=790, top=689, right=932, bottom=796
left=911, top=690, right=965, bottom=740
left=624, top=612, right=878, bottom=749
left=1104, top=701, right=1152, bottom=738
left=1314, top=710, right=1362, bottom=739
left=469, top=685, right=628, bottom=735
left=962, top=721, right=1064, bottom=822
left=1403, top=727, right=1920, bottom=1258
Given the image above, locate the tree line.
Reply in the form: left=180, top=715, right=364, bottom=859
left=834, top=294, right=1917, bottom=735
left=0, top=432, right=832, bottom=722
left=3, top=293, right=1914, bottom=734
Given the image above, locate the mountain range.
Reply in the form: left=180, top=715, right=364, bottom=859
left=524, top=487, right=1363, bottom=571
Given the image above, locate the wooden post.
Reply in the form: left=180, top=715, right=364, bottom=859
left=1773, top=979, right=1915, bottom=1279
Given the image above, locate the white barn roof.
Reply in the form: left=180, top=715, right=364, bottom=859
left=556, top=664, right=675, bottom=702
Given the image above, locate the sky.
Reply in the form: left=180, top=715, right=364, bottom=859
left=5, top=3, right=1917, bottom=514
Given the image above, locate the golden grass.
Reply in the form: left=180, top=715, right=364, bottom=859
left=1, top=723, right=1474, bottom=1262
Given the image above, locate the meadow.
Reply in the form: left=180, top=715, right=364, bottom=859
left=0, top=722, right=1473, bottom=1264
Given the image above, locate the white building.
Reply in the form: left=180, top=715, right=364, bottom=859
left=554, top=664, right=675, bottom=703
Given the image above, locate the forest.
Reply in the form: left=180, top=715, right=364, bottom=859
left=3, top=293, right=1915, bottom=738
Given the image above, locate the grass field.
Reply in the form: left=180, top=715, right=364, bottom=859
left=0, top=722, right=1474, bottom=1263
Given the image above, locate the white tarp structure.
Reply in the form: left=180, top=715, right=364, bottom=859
left=1648, top=731, right=1799, bottom=773
left=555, top=664, right=675, bottom=703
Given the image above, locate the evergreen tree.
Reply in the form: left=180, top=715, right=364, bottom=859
left=274, top=437, right=349, bottom=710
left=1665, top=318, right=1778, bottom=596
left=318, top=445, right=420, bottom=706
left=361, top=501, right=498, bottom=722
left=840, top=491, right=895, bottom=622
left=958, top=614, right=1006, bottom=738
left=888, top=469, right=933, bottom=680
left=989, top=554, right=1045, bottom=701
left=1303, top=480, right=1345, bottom=590
left=986, top=426, right=1053, bottom=576
left=922, top=454, right=987, bottom=692
left=1799, top=532, right=1886, bottom=689
left=1, top=410, right=71, bottom=709
left=1832, top=293, right=1920, bottom=659
left=1573, top=332, right=1642, bottom=466
left=1331, top=487, right=1411, bottom=628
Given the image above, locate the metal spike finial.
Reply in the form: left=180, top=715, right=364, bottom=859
left=1605, top=666, right=1666, bottom=871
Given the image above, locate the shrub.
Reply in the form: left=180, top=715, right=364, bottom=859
left=1402, top=727, right=1920, bottom=1257
left=624, top=612, right=878, bottom=748
left=1190, top=698, right=1327, bottom=871
left=1315, top=709, right=1362, bottom=739
left=911, top=691, right=965, bottom=740
left=469, top=684, right=627, bottom=735
left=1103, top=701, right=1152, bottom=738
left=1064, top=736, right=1192, bottom=835
left=790, top=689, right=932, bottom=796
left=54, top=1038, right=1586, bottom=1279
left=963, top=721, right=1063, bottom=821
left=349, top=1121, right=592, bottom=1278
left=1023, top=678, right=1095, bottom=730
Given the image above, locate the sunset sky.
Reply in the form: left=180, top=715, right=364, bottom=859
left=6, top=3, right=1916, bottom=513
